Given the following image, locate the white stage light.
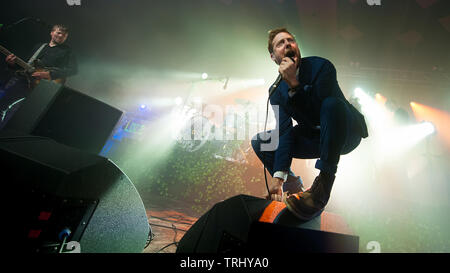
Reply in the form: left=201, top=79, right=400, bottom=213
left=422, top=121, right=435, bottom=135
left=175, top=97, right=183, bottom=105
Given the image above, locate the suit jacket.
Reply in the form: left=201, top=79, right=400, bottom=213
left=269, top=56, right=368, bottom=172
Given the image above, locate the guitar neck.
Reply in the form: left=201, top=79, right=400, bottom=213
left=0, top=45, right=33, bottom=70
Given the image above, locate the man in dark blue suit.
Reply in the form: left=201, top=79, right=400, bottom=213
left=251, top=28, right=368, bottom=221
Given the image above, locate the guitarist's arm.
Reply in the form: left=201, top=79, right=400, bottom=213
left=31, top=71, right=51, bottom=80
left=31, top=50, right=77, bottom=81
left=4, top=43, right=42, bottom=72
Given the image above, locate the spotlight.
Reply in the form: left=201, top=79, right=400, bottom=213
left=353, top=87, right=393, bottom=130
left=379, top=121, right=436, bottom=156
left=354, top=87, right=364, bottom=98
left=375, top=93, right=387, bottom=105
left=201, top=73, right=208, bottom=80
left=140, top=104, right=147, bottom=110
left=422, top=121, right=436, bottom=135
left=410, top=101, right=450, bottom=149
left=175, top=97, right=183, bottom=105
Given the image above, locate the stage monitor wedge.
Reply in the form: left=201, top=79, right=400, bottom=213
left=0, top=132, right=149, bottom=253
left=3, top=80, right=123, bottom=155
left=176, top=195, right=359, bottom=253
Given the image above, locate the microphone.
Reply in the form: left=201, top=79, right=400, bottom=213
left=1, top=17, right=51, bottom=32
left=268, top=51, right=296, bottom=97
left=1, top=17, right=32, bottom=32
left=223, top=76, right=229, bottom=90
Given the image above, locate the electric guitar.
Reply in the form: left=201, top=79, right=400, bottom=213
left=0, top=44, right=66, bottom=88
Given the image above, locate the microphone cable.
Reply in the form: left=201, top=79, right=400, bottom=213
left=263, top=95, right=271, bottom=200
left=262, top=54, right=296, bottom=200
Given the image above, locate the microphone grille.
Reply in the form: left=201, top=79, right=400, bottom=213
left=286, top=50, right=295, bottom=58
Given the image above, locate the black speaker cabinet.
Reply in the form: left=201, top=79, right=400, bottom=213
left=176, top=195, right=359, bottom=253
left=3, top=80, right=123, bottom=155
left=0, top=131, right=149, bottom=253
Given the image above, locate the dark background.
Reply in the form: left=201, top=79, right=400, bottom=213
left=1, top=0, right=449, bottom=111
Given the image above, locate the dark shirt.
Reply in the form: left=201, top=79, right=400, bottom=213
left=29, top=43, right=77, bottom=80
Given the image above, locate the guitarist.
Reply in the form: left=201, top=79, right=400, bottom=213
left=0, top=24, right=77, bottom=129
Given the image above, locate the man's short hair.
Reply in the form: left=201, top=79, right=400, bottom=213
left=52, top=24, right=69, bottom=34
left=267, top=27, right=295, bottom=53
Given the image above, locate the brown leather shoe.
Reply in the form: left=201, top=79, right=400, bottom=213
left=284, top=172, right=335, bottom=221
left=283, top=175, right=305, bottom=195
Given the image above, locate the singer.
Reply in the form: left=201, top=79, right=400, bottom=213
left=251, top=27, right=368, bottom=221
